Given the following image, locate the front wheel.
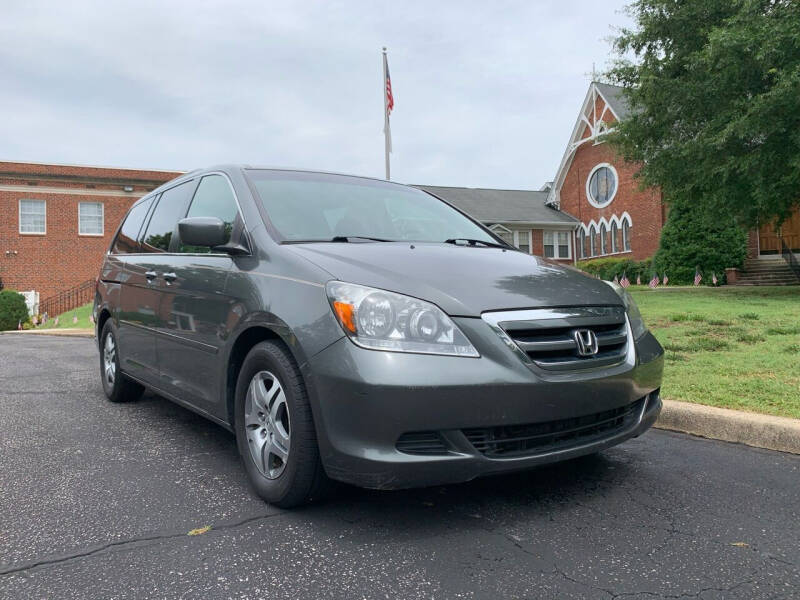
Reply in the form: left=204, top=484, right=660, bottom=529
left=234, top=341, right=329, bottom=508
left=99, top=321, right=144, bottom=403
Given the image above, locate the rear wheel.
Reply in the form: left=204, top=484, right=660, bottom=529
left=99, top=321, right=144, bottom=403
left=234, top=341, right=329, bottom=507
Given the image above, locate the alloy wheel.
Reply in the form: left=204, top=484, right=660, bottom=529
left=103, top=333, right=116, bottom=387
left=244, top=371, right=291, bottom=479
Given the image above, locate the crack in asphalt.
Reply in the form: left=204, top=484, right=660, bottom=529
left=0, top=511, right=287, bottom=577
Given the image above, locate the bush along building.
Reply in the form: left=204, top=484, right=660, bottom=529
left=0, top=161, right=181, bottom=305
left=545, top=81, right=800, bottom=285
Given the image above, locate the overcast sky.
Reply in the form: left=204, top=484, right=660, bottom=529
left=1, top=0, right=632, bottom=189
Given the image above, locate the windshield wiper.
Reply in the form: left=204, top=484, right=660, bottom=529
left=444, top=238, right=509, bottom=249
left=330, top=236, right=393, bottom=243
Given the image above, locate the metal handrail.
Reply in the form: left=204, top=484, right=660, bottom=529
left=39, top=279, right=95, bottom=318
left=780, top=238, right=800, bottom=282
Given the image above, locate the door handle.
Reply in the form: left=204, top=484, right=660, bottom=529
left=145, top=271, right=157, bottom=282
left=163, top=272, right=177, bottom=284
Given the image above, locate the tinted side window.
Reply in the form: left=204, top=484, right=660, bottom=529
left=180, top=175, right=241, bottom=253
left=112, top=197, right=154, bottom=254
left=141, top=181, right=195, bottom=253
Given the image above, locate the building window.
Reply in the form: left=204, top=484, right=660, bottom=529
left=578, top=229, right=586, bottom=258
left=19, top=199, right=46, bottom=234
left=623, top=220, right=631, bottom=251
left=79, top=202, right=104, bottom=235
left=600, top=223, right=608, bottom=255
left=589, top=225, right=596, bottom=256
left=558, top=231, right=570, bottom=258
left=515, top=230, right=530, bottom=254
left=544, top=231, right=570, bottom=259
left=611, top=222, right=619, bottom=253
left=586, top=163, right=618, bottom=208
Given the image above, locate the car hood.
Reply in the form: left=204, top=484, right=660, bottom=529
left=286, top=242, right=622, bottom=317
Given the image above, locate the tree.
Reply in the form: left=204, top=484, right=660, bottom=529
left=0, top=290, right=29, bottom=331
left=654, top=200, right=747, bottom=284
left=607, top=0, right=800, bottom=227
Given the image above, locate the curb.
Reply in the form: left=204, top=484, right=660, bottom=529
left=1, top=329, right=94, bottom=339
left=655, top=399, right=800, bottom=455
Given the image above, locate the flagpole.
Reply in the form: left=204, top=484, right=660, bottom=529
left=382, top=47, right=390, bottom=181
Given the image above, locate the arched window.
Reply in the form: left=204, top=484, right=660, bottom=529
left=622, top=220, right=631, bottom=252
left=611, top=222, right=618, bottom=253
left=589, top=225, right=596, bottom=257
left=600, top=223, right=607, bottom=255
left=578, top=229, right=586, bottom=258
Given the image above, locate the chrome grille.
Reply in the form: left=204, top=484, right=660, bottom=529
left=483, top=306, right=630, bottom=371
left=463, top=397, right=646, bottom=458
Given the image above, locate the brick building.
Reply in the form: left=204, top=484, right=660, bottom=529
left=0, top=161, right=181, bottom=300
left=547, top=81, right=800, bottom=269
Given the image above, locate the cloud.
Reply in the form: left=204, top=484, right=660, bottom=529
left=0, top=0, right=631, bottom=188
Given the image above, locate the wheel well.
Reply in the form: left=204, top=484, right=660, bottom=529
left=96, top=309, right=111, bottom=350
left=226, top=326, right=285, bottom=426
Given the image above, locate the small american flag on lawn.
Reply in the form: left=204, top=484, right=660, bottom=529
left=636, top=274, right=642, bottom=286
left=17, top=320, right=22, bottom=330
left=54, top=316, right=59, bottom=326
left=694, top=268, right=702, bottom=286
left=620, top=272, right=630, bottom=288
left=712, top=272, right=718, bottom=286
left=662, top=273, right=669, bottom=286
left=73, top=313, right=78, bottom=324
left=89, top=314, right=94, bottom=324
left=648, top=273, right=660, bottom=288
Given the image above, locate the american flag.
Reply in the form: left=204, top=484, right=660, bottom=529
left=89, top=314, right=95, bottom=324
left=54, top=316, right=59, bottom=326
left=662, top=272, right=669, bottom=286
left=694, top=268, right=702, bottom=286
left=73, top=313, right=78, bottom=324
left=620, top=272, right=630, bottom=288
left=712, top=272, right=718, bottom=286
left=636, top=274, right=642, bottom=286
left=17, top=320, right=22, bottom=330
left=649, top=273, right=660, bottom=288
left=385, top=58, right=394, bottom=116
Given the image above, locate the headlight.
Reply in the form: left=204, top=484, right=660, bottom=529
left=604, top=281, right=648, bottom=339
left=326, top=281, right=479, bottom=357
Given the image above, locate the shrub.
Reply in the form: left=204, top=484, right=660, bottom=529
left=576, top=257, right=653, bottom=282
left=0, top=290, right=29, bottom=331
left=652, top=201, right=747, bottom=285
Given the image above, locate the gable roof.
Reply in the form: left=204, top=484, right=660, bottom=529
left=546, top=81, right=631, bottom=209
left=593, top=82, right=631, bottom=120
left=413, top=185, right=578, bottom=226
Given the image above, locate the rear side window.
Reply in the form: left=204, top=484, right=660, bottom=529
left=112, top=197, right=154, bottom=254
left=141, top=181, right=196, bottom=253
left=180, top=175, right=241, bottom=253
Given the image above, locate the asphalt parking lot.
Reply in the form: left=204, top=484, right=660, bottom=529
left=0, top=335, right=798, bottom=599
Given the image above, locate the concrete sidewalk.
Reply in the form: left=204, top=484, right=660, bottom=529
left=1, top=328, right=94, bottom=338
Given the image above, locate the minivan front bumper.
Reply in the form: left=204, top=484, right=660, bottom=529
left=303, top=317, right=664, bottom=490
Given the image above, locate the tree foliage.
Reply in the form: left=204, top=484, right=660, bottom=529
left=608, top=0, right=800, bottom=227
left=0, top=290, right=29, bottom=331
left=653, top=201, right=747, bottom=284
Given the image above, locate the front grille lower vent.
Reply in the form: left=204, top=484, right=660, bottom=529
left=484, top=306, right=630, bottom=371
left=396, top=431, right=449, bottom=455
left=463, top=397, right=646, bottom=458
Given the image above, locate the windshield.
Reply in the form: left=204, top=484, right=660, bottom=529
left=246, top=170, right=498, bottom=244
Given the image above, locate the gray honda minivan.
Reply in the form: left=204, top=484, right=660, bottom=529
left=94, top=165, right=663, bottom=507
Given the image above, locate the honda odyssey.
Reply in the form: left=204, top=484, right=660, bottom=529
left=94, top=165, right=663, bottom=507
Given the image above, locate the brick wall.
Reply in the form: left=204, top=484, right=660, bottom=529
left=0, top=162, right=181, bottom=301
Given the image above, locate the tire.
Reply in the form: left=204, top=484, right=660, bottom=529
left=99, top=320, right=145, bottom=403
left=234, top=340, right=329, bottom=508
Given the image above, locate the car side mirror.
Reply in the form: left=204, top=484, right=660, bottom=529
left=178, top=217, right=228, bottom=248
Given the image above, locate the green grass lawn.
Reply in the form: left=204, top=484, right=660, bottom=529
left=630, top=286, right=800, bottom=419
left=36, top=302, right=94, bottom=330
